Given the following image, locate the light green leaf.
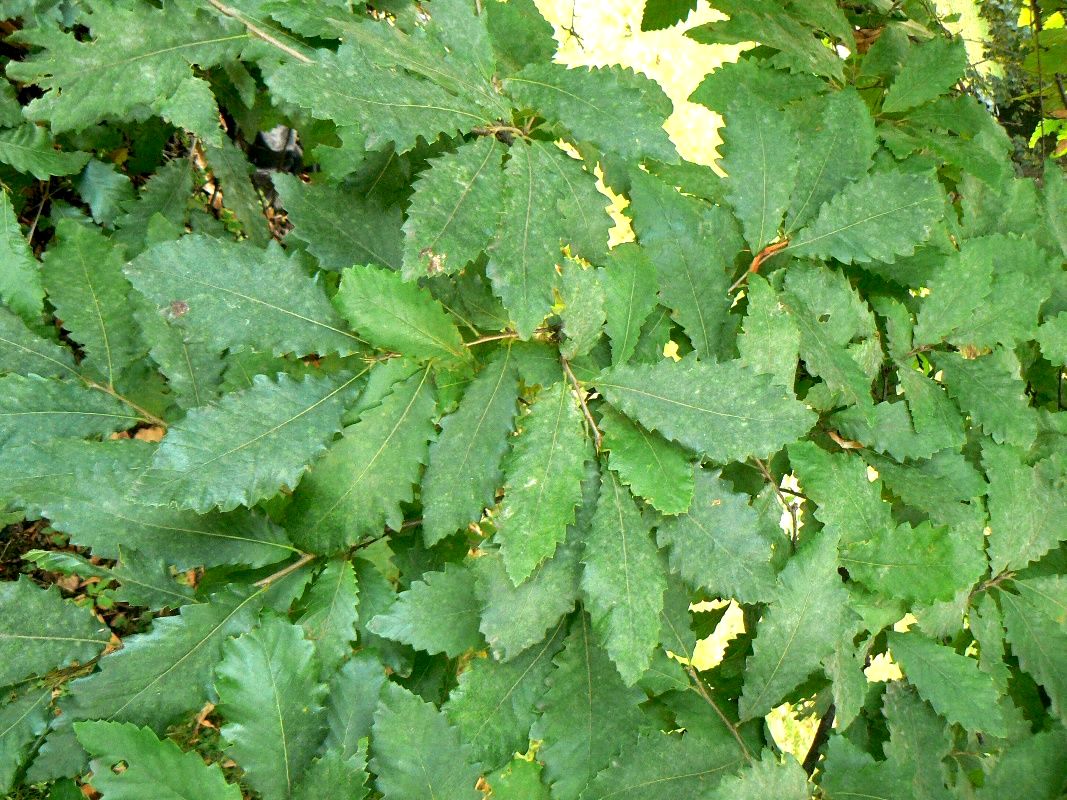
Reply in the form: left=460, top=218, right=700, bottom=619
left=533, top=616, right=647, bottom=800
left=489, top=757, right=552, bottom=800
left=487, top=140, right=610, bottom=338
left=402, top=137, right=504, bottom=279
left=600, top=405, right=693, bottom=515
left=216, top=616, right=327, bottom=800
left=882, top=36, right=968, bottom=114
left=597, top=357, right=816, bottom=463
left=0, top=577, right=110, bottom=688
left=368, top=563, right=483, bottom=657
left=580, top=731, right=746, bottom=800
left=506, top=63, right=677, bottom=162
left=706, top=752, right=811, bottom=800
left=559, top=262, right=605, bottom=360
left=627, top=170, right=735, bottom=360
left=840, top=521, right=985, bottom=605
left=125, top=236, right=362, bottom=358
left=881, top=683, right=953, bottom=800
left=1036, top=312, right=1067, bottom=365
left=656, top=468, right=779, bottom=603
left=74, top=721, right=240, bottom=800
left=785, top=89, right=876, bottom=233
left=273, top=172, right=402, bottom=272
left=297, top=558, right=360, bottom=677
left=287, top=369, right=436, bottom=554
left=371, top=682, right=482, bottom=800
left=721, top=97, right=798, bottom=253
left=0, top=306, right=76, bottom=378
left=787, top=171, right=943, bottom=264
left=42, top=220, right=141, bottom=387
left=599, top=243, right=658, bottom=367
left=445, top=619, right=566, bottom=769
left=495, top=381, right=591, bottom=584
left=739, top=531, right=853, bottom=720
left=0, top=374, right=139, bottom=445
left=0, top=124, right=90, bottom=179
left=935, top=349, right=1038, bottom=449
left=999, top=577, right=1067, bottom=720
left=335, top=264, right=469, bottom=365
left=738, top=275, right=800, bottom=388
left=582, top=467, right=667, bottom=685
left=422, top=347, right=519, bottom=545
left=137, top=373, right=352, bottom=513
left=63, top=587, right=264, bottom=731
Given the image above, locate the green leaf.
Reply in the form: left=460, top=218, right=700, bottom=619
left=475, top=539, right=581, bottom=661
left=2, top=440, right=295, bottom=570
left=445, top=619, right=566, bottom=769
left=402, top=137, right=505, bottom=279
left=296, top=558, right=360, bottom=677
left=0, top=374, right=139, bottom=445
left=495, top=381, right=591, bottom=584
left=137, top=373, right=352, bottom=513
left=976, top=728, right=1067, bottom=800
left=706, top=752, right=811, bottom=800
left=787, top=171, right=943, bottom=264
left=597, top=357, right=816, bottom=463
left=125, top=236, right=362, bottom=358
left=627, top=170, right=735, bottom=360
left=721, top=97, right=799, bottom=253
left=882, top=37, right=969, bottom=114
left=840, top=521, right=985, bottom=605
left=999, top=577, right=1067, bottom=721
left=287, top=368, right=436, bottom=553
left=913, top=245, right=993, bottom=346
left=0, top=577, right=110, bottom=688
left=785, top=89, right=877, bottom=233
left=0, top=124, right=90, bottom=179
left=487, top=140, right=610, bottom=338
left=739, top=531, right=854, bottom=720
left=134, top=297, right=224, bottom=411
left=216, top=616, right=328, bottom=800
left=1036, top=312, right=1067, bottom=365
left=642, top=0, right=699, bottom=30
left=934, top=350, right=1038, bottom=449
left=881, top=683, right=953, bottom=800
left=580, top=731, right=746, bottom=800
left=738, top=275, right=800, bottom=388
left=0, top=687, right=51, bottom=794
left=42, top=219, right=141, bottom=386
left=0, top=306, right=76, bottom=378
left=273, top=172, right=403, bottom=273
left=489, top=758, right=552, bottom=799
left=74, top=721, right=240, bottom=800
left=887, top=630, right=1006, bottom=735
left=62, top=587, right=264, bottom=730
left=76, top=159, right=135, bottom=228
left=486, top=0, right=556, bottom=74
left=656, top=468, right=779, bottom=603
left=506, top=63, right=677, bottom=163
left=293, top=750, right=371, bottom=800
left=559, top=263, right=605, bottom=360
left=335, top=265, right=470, bottom=365
left=0, top=190, right=43, bottom=324
left=533, top=616, right=647, bottom=800
left=324, top=652, right=385, bottom=761
left=7, top=1, right=239, bottom=134
left=113, top=159, right=193, bottom=257
left=368, top=563, right=483, bottom=658
left=599, top=405, right=693, bottom=515
left=371, top=682, right=482, bottom=800
left=582, top=467, right=667, bottom=685
left=203, top=135, right=269, bottom=247
left=599, top=243, right=658, bottom=367
left=422, top=347, right=519, bottom=545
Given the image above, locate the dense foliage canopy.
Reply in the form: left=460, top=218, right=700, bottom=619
left=0, top=0, right=1066, bottom=798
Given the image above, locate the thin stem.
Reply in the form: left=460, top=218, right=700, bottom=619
left=84, top=380, right=168, bottom=429
left=465, top=331, right=520, bottom=347
left=561, top=356, right=601, bottom=452
left=802, top=703, right=835, bottom=775
left=254, top=552, right=316, bottom=587
left=204, top=0, right=314, bottom=64
left=1030, top=0, right=1049, bottom=156
left=685, top=666, right=754, bottom=764
left=728, top=239, right=791, bottom=293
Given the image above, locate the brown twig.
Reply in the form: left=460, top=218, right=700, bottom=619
left=686, top=666, right=754, bottom=764
left=561, top=356, right=601, bottom=452
left=802, top=703, right=835, bottom=775
left=728, top=239, right=791, bottom=293
left=204, top=0, right=314, bottom=63
left=253, top=552, right=316, bottom=587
